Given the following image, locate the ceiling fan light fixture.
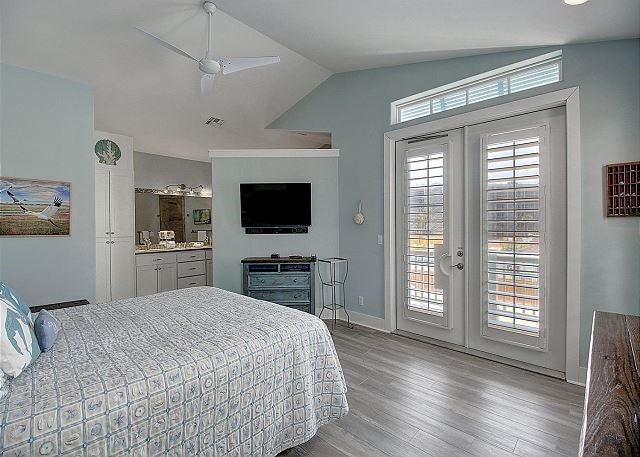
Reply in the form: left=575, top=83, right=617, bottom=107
left=564, top=0, right=590, bottom=5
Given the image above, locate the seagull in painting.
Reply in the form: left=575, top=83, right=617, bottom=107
left=12, top=194, right=63, bottom=228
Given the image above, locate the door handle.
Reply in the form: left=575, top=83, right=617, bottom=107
left=438, top=253, right=452, bottom=277
left=450, top=262, right=464, bottom=270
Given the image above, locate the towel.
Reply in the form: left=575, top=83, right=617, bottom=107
left=197, top=230, right=207, bottom=242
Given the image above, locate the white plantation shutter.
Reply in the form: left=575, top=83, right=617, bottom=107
left=482, top=126, right=547, bottom=347
left=405, top=150, right=446, bottom=317
left=394, top=52, right=562, bottom=124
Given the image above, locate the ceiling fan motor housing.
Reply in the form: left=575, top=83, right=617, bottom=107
left=199, top=59, right=221, bottom=74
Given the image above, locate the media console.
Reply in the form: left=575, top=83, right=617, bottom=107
left=244, top=227, right=308, bottom=234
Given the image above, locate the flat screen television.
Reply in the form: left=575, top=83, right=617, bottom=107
left=240, top=183, right=312, bottom=227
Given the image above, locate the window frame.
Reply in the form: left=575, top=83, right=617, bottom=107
left=391, top=50, right=563, bottom=125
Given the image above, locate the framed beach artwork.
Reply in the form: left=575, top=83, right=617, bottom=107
left=193, top=208, right=211, bottom=225
left=0, top=177, right=71, bottom=236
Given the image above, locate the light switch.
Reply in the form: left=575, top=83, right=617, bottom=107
left=377, top=234, right=383, bottom=245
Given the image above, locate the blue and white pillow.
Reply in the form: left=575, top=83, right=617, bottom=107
left=34, top=309, right=61, bottom=352
left=0, top=297, right=41, bottom=377
left=0, top=282, right=33, bottom=324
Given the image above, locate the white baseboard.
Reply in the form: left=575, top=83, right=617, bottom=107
left=567, top=366, right=587, bottom=386
left=319, top=308, right=388, bottom=332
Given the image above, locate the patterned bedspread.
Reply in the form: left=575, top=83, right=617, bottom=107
left=0, top=287, right=348, bottom=456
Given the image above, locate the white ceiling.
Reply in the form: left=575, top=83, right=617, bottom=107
left=1, top=1, right=638, bottom=162
left=216, top=0, right=640, bottom=72
left=0, top=0, right=332, bottom=162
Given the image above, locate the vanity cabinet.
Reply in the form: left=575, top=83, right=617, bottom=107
left=136, top=249, right=211, bottom=296
left=206, top=250, right=213, bottom=286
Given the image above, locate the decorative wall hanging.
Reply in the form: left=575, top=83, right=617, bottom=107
left=353, top=200, right=365, bottom=225
left=605, top=161, right=640, bottom=217
left=193, top=208, right=211, bottom=225
left=94, top=139, right=121, bottom=165
left=0, top=177, right=71, bottom=236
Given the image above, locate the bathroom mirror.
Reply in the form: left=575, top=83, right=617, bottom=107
left=135, top=192, right=212, bottom=243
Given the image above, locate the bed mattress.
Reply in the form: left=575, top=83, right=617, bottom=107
left=0, top=287, right=348, bottom=456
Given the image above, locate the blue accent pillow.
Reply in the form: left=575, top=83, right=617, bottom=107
left=0, top=282, right=32, bottom=323
left=34, top=310, right=61, bottom=352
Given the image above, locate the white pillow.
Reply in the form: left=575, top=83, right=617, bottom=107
left=0, top=297, right=41, bottom=377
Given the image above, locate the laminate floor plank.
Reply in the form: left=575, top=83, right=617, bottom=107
left=279, top=324, right=584, bottom=457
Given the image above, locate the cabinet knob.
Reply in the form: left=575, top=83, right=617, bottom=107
left=293, top=279, right=297, bottom=283
left=260, top=279, right=265, bottom=283
left=158, top=267, right=162, bottom=271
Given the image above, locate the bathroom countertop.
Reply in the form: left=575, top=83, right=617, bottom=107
left=135, top=246, right=212, bottom=254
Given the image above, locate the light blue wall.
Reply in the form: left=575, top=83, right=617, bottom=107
left=212, top=157, right=339, bottom=302
left=0, top=64, right=95, bottom=305
left=271, top=39, right=640, bottom=365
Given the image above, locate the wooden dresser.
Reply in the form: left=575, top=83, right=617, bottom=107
left=579, top=311, right=640, bottom=456
left=242, top=256, right=316, bottom=315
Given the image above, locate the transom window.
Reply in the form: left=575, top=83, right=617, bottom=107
left=391, top=51, right=562, bottom=124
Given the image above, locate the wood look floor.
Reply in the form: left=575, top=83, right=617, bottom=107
left=280, top=323, right=585, bottom=457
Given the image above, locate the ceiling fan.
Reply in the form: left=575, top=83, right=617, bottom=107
left=136, top=1, right=280, bottom=95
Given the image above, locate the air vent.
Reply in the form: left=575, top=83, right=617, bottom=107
left=204, top=117, right=225, bottom=128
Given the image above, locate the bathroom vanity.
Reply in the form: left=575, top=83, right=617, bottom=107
left=135, top=246, right=213, bottom=297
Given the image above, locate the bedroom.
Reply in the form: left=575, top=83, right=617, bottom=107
left=0, top=0, right=639, bottom=456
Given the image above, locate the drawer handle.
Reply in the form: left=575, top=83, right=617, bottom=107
left=260, top=279, right=265, bottom=283
left=155, top=259, right=162, bottom=261
left=190, top=255, right=196, bottom=258
left=189, top=282, right=197, bottom=285
left=189, top=267, right=197, bottom=271
left=293, top=279, right=297, bottom=283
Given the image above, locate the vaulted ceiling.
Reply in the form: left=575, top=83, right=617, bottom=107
left=1, top=0, right=638, bottom=161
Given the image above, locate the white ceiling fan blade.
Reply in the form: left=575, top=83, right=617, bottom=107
left=201, top=74, right=215, bottom=95
left=136, top=27, right=199, bottom=62
left=219, top=56, right=280, bottom=75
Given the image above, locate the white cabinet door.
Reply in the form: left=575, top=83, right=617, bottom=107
left=110, top=238, right=135, bottom=300
left=95, top=170, right=111, bottom=237
left=136, top=265, right=158, bottom=297
left=96, top=239, right=111, bottom=303
left=109, top=172, right=134, bottom=238
left=158, top=263, right=177, bottom=293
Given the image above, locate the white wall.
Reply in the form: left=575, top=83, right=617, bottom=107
left=212, top=155, right=339, bottom=301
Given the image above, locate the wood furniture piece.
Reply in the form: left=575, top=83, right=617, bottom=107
left=242, top=256, right=316, bottom=314
left=605, top=161, right=640, bottom=217
left=30, top=299, right=90, bottom=313
left=136, top=248, right=212, bottom=296
left=95, top=130, right=135, bottom=303
left=579, top=311, right=640, bottom=456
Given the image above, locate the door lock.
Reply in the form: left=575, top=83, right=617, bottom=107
left=450, top=262, right=464, bottom=270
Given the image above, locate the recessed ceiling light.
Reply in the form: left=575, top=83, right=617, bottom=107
left=564, top=0, right=589, bottom=5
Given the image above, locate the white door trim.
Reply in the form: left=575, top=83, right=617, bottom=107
left=383, top=87, right=585, bottom=385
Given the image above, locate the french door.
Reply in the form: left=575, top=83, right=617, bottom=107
left=396, top=107, right=567, bottom=373
left=395, top=129, right=465, bottom=346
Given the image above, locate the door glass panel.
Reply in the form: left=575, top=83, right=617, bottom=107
left=484, top=131, right=543, bottom=337
left=406, top=150, right=446, bottom=316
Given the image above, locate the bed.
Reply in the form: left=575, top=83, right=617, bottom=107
left=0, top=287, right=349, bottom=456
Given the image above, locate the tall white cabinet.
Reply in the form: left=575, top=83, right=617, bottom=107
left=95, top=131, right=135, bottom=303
